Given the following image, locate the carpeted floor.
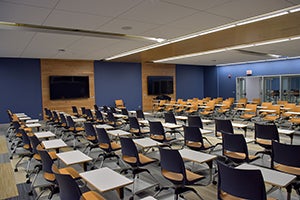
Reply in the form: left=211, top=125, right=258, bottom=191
left=1, top=117, right=300, bottom=200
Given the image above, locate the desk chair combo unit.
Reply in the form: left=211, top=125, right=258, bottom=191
left=221, top=131, right=259, bottom=165
left=217, top=161, right=276, bottom=200
left=164, top=112, right=183, bottom=136
left=155, top=147, right=205, bottom=200
left=183, top=126, right=214, bottom=153
left=34, top=148, right=81, bottom=199
left=271, top=141, right=300, bottom=197
left=119, top=137, right=160, bottom=199
left=254, top=123, right=279, bottom=161
left=149, top=121, right=176, bottom=145
left=128, top=116, right=149, bottom=137
left=91, top=127, right=121, bottom=169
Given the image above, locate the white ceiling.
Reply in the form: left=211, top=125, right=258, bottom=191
left=0, top=0, right=299, bottom=66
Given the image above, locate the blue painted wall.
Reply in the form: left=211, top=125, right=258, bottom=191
left=218, top=58, right=300, bottom=98
left=94, top=61, right=142, bottom=110
left=0, top=58, right=42, bottom=123
left=176, top=65, right=204, bottom=100
left=203, top=66, right=218, bottom=98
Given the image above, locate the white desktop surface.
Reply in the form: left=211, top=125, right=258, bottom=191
left=133, top=138, right=163, bottom=148
left=175, top=116, right=187, bottom=120
left=278, top=128, right=295, bottom=135
left=56, top=150, right=92, bottom=166
left=73, top=118, right=86, bottom=123
left=25, top=119, right=39, bottom=123
left=15, top=113, right=27, bottom=117
left=19, top=117, right=31, bottom=121
left=163, top=123, right=182, bottom=129
left=139, top=120, right=149, bottom=125
left=200, top=128, right=213, bottom=134
left=285, top=111, right=300, bottom=115
left=232, top=123, right=247, bottom=128
left=34, top=131, right=55, bottom=139
left=26, top=123, right=41, bottom=128
left=107, top=129, right=131, bottom=137
left=179, top=148, right=217, bottom=164
left=259, top=109, right=276, bottom=113
left=80, top=167, right=133, bottom=192
left=236, top=163, right=296, bottom=187
left=94, top=124, right=114, bottom=130
left=42, top=139, right=67, bottom=150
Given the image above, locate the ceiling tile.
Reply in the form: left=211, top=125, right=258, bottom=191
left=21, top=32, right=81, bottom=58
left=0, top=29, right=34, bottom=57
left=119, top=1, right=198, bottom=25
left=207, top=0, right=295, bottom=20
left=56, top=0, right=143, bottom=17
left=44, top=10, right=112, bottom=30
left=1, top=0, right=59, bottom=8
left=0, top=1, right=52, bottom=24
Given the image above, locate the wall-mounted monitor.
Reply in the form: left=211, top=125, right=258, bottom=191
left=147, top=76, right=174, bottom=95
left=49, top=76, right=90, bottom=100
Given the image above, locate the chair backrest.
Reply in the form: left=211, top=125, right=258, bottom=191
left=187, top=115, right=203, bottom=129
left=217, top=161, right=267, bottom=200
left=115, top=99, right=125, bottom=108
left=95, top=128, right=112, bottom=150
left=159, top=147, right=187, bottom=184
left=72, top=106, right=79, bottom=115
left=81, top=107, right=86, bottom=115
left=271, top=141, right=300, bottom=171
left=245, top=104, right=257, bottom=113
left=120, top=137, right=140, bottom=165
left=102, top=105, right=109, bottom=113
left=128, top=117, right=141, bottom=136
left=121, top=108, right=129, bottom=116
left=215, top=119, right=234, bottom=136
left=37, top=148, right=55, bottom=182
left=94, top=104, right=99, bottom=111
left=254, top=123, right=279, bottom=144
left=59, top=113, right=68, bottom=127
left=95, top=110, right=104, bottom=121
left=149, top=121, right=165, bottom=137
left=136, top=110, right=145, bottom=119
left=84, top=122, right=97, bottom=139
left=85, top=108, right=94, bottom=120
left=110, top=107, right=117, bottom=113
left=164, top=112, right=176, bottom=124
left=107, top=111, right=116, bottom=123
left=183, top=126, right=205, bottom=150
left=20, top=129, right=32, bottom=151
left=66, top=116, right=76, bottom=129
left=28, top=134, right=41, bottom=155
left=221, top=131, right=249, bottom=163
left=55, top=173, right=82, bottom=200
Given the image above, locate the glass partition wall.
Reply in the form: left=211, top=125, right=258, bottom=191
left=236, top=74, right=300, bottom=103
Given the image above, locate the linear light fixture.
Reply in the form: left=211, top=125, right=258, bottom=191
left=104, top=5, right=300, bottom=61
left=217, top=56, right=300, bottom=66
left=0, top=21, right=166, bottom=43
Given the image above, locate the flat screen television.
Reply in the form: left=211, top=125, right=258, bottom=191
left=49, top=76, right=90, bottom=100
left=147, top=76, right=173, bottom=95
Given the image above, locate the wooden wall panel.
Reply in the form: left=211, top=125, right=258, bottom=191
left=142, top=62, right=176, bottom=111
left=41, top=59, right=95, bottom=117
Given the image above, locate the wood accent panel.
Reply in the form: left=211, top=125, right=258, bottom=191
left=142, top=62, right=176, bottom=111
left=41, top=59, right=95, bottom=117
left=114, top=11, right=300, bottom=63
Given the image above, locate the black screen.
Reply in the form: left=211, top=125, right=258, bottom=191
left=49, top=76, right=90, bottom=100
left=147, top=76, right=173, bottom=95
